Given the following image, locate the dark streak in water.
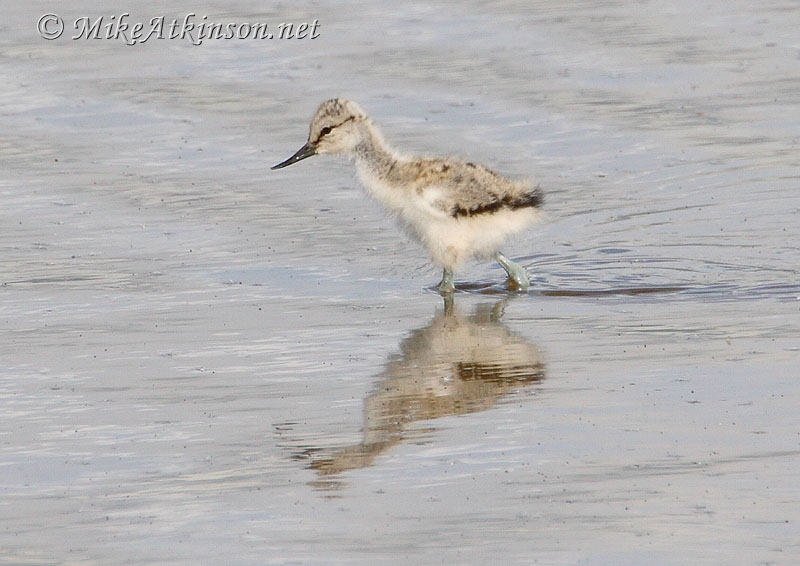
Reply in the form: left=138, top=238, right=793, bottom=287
left=538, top=286, right=688, bottom=297
left=452, top=283, right=800, bottom=302
left=4, top=275, right=104, bottom=285
left=448, top=281, right=689, bottom=297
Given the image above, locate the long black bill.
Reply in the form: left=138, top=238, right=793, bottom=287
left=271, top=143, right=316, bottom=170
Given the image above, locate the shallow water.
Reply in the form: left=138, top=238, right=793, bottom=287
left=2, top=1, right=799, bottom=564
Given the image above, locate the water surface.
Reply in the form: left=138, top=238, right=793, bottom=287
left=1, top=1, right=799, bottom=565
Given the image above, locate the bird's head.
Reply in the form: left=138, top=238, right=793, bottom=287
left=272, top=98, right=369, bottom=169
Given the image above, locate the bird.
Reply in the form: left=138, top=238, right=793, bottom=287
left=271, top=98, right=543, bottom=294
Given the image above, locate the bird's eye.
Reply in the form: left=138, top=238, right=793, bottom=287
left=320, top=126, right=333, bottom=137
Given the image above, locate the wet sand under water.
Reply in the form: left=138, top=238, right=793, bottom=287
left=2, top=1, right=800, bottom=565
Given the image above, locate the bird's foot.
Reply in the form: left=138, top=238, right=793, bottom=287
left=505, top=273, right=530, bottom=291
left=496, top=252, right=530, bottom=291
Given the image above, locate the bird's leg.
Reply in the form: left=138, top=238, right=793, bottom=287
left=437, top=268, right=455, bottom=295
left=442, top=292, right=454, bottom=315
left=495, top=252, right=530, bottom=291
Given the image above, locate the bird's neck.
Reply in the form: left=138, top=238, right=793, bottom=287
left=353, top=123, right=400, bottom=180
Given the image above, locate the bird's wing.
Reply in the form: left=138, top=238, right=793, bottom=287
left=415, top=185, right=456, bottom=219
left=405, top=157, right=534, bottom=219
left=416, top=174, right=505, bottom=219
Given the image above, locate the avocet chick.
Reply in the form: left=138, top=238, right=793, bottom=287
left=272, top=98, right=543, bottom=294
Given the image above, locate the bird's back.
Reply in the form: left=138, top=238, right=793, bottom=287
left=393, top=156, right=542, bottom=221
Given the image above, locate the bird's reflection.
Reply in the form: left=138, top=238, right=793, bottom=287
left=288, top=297, right=545, bottom=486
